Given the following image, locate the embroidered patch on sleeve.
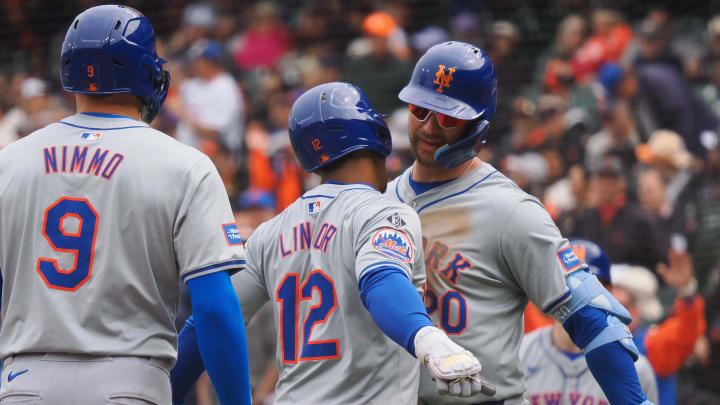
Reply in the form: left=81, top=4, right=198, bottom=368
left=557, top=246, right=584, bottom=272
left=223, top=223, right=244, bottom=246
left=372, top=228, right=413, bottom=262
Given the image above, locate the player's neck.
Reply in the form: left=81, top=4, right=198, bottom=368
left=320, top=152, right=386, bottom=192
left=411, top=157, right=480, bottom=183
left=75, top=94, right=142, bottom=121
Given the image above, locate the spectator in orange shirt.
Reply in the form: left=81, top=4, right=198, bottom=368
left=572, top=8, right=633, bottom=84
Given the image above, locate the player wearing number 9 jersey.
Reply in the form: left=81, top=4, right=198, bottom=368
left=171, top=82, right=490, bottom=404
left=0, top=5, right=251, bottom=404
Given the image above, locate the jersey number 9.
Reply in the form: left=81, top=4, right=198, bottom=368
left=276, top=270, right=340, bottom=363
left=37, top=197, right=99, bottom=291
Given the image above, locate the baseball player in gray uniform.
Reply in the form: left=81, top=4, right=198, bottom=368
left=0, top=5, right=251, bottom=404
left=520, top=240, right=658, bottom=405
left=390, top=41, right=654, bottom=405
left=170, top=82, right=492, bottom=405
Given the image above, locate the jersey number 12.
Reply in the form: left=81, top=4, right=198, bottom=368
left=276, top=270, right=340, bottom=363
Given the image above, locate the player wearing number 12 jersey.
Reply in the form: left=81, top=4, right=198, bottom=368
left=171, top=82, right=490, bottom=404
left=0, top=5, right=250, bottom=404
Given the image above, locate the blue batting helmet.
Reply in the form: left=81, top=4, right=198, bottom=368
left=399, top=41, right=497, bottom=168
left=289, top=82, right=392, bottom=172
left=568, top=239, right=611, bottom=284
left=60, top=5, right=170, bottom=124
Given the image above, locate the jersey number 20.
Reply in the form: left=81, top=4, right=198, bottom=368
left=37, top=197, right=98, bottom=291
left=276, top=270, right=340, bottom=363
left=425, top=287, right=467, bottom=334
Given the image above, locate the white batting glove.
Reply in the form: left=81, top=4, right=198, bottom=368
left=414, top=326, right=494, bottom=397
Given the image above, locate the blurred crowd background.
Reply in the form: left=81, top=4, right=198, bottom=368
left=2, top=0, right=720, bottom=404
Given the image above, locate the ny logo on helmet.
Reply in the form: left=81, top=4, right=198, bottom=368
left=434, top=65, right=456, bottom=93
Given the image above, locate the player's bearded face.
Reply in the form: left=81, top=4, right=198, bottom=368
left=408, top=107, right=469, bottom=167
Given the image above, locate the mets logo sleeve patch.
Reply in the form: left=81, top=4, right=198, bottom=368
left=557, top=246, right=584, bottom=272
left=372, top=228, right=413, bottom=262
left=223, top=223, right=244, bottom=246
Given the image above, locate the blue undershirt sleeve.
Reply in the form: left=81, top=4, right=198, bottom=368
left=585, top=341, right=648, bottom=405
left=170, top=317, right=204, bottom=404
left=565, top=306, right=648, bottom=404
left=186, top=271, right=251, bottom=405
left=358, top=266, right=433, bottom=356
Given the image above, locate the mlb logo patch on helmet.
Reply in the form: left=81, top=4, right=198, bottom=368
left=372, top=228, right=413, bottom=262
left=222, top=223, right=244, bottom=246
left=557, top=247, right=584, bottom=272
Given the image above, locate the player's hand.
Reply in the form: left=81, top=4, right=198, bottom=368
left=414, top=326, right=495, bottom=397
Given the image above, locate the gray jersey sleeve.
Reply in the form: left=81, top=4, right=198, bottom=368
left=499, top=198, right=569, bottom=311
left=354, top=204, right=424, bottom=281
left=231, top=229, right=270, bottom=324
left=635, top=355, right=659, bottom=404
left=174, top=156, right=245, bottom=283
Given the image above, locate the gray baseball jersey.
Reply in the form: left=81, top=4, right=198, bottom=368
left=0, top=113, right=244, bottom=361
left=388, top=162, right=572, bottom=404
left=231, top=182, right=426, bottom=405
left=520, top=326, right=659, bottom=405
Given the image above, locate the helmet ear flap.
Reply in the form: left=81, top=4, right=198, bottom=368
left=434, top=120, right=490, bottom=168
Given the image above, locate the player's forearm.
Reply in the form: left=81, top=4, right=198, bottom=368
left=585, top=341, right=648, bottom=405
left=359, top=266, right=432, bottom=355
left=170, top=317, right=206, bottom=404
left=188, top=272, right=252, bottom=405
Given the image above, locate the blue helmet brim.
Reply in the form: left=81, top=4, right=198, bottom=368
left=398, top=84, right=486, bottom=121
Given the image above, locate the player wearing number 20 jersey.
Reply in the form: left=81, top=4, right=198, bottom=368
left=389, top=163, right=570, bottom=403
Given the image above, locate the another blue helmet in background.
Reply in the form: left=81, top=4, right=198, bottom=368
left=399, top=41, right=497, bottom=168
left=289, top=82, right=392, bottom=172
left=60, top=5, right=170, bottom=124
left=569, top=238, right=611, bottom=284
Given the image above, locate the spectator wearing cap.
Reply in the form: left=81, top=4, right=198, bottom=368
left=0, top=77, right=69, bottom=148
left=613, top=256, right=707, bottom=405
left=342, top=11, right=411, bottom=114
left=562, top=156, right=665, bottom=270
left=636, top=130, right=697, bottom=239
left=171, top=39, right=245, bottom=159
left=233, top=188, right=277, bottom=240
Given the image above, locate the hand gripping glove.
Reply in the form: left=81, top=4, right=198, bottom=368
left=414, top=326, right=496, bottom=397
